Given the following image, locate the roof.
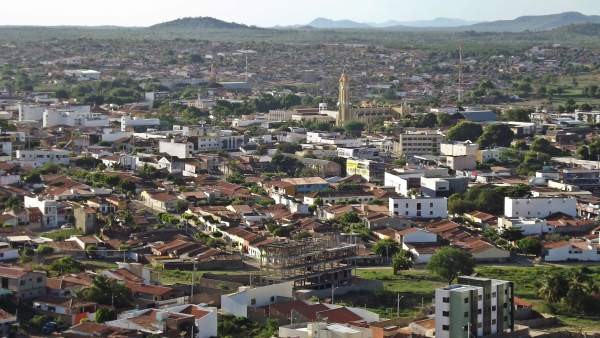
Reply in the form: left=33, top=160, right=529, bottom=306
left=458, top=110, right=497, bottom=122
left=0, top=265, right=32, bottom=278
left=126, top=282, right=175, bottom=296
left=282, top=177, right=328, bottom=186
left=34, top=296, right=97, bottom=309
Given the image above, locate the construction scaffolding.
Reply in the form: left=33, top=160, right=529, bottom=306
left=259, top=235, right=357, bottom=289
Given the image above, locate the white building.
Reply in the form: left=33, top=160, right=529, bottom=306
left=15, top=149, right=70, bottom=167
left=24, top=196, right=58, bottom=228
left=393, top=130, right=443, bottom=157
left=159, top=140, right=193, bottom=159
left=43, top=110, right=109, bottom=128
left=120, top=115, right=161, bottom=131
left=221, top=281, right=294, bottom=318
left=496, top=217, right=554, bottom=236
left=19, top=104, right=91, bottom=122
left=64, top=69, right=101, bottom=81
left=106, top=304, right=217, bottom=338
left=504, top=197, right=577, bottom=218
left=389, top=196, right=448, bottom=219
left=544, top=238, right=600, bottom=262
left=306, top=132, right=363, bottom=148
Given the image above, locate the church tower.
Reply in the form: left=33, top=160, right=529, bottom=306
left=337, top=70, right=351, bottom=127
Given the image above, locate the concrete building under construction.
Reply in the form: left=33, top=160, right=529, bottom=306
left=259, top=236, right=357, bottom=290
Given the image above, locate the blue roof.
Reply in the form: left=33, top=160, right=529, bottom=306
left=459, top=110, right=498, bottom=122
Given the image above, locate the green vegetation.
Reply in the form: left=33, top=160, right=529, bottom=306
left=357, top=265, right=600, bottom=330
left=427, top=247, right=475, bottom=284
left=446, top=121, right=483, bottom=142
left=218, top=315, right=278, bottom=338
left=78, top=276, right=132, bottom=308
left=41, top=228, right=81, bottom=241
left=448, top=184, right=531, bottom=215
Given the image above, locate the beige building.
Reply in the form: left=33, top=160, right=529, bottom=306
left=393, top=131, right=443, bottom=157
left=0, top=266, right=46, bottom=300
left=74, top=206, right=97, bottom=234
left=140, top=191, right=180, bottom=213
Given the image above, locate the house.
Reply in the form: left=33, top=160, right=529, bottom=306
left=221, top=281, right=294, bottom=318
left=280, top=177, right=330, bottom=194
left=63, top=321, right=143, bottom=338
left=543, top=238, right=600, bottom=262
left=33, top=296, right=97, bottom=325
left=0, top=309, right=16, bottom=338
left=497, top=217, right=554, bottom=236
left=0, top=265, right=46, bottom=299
left=0, top=242, right=18, bottom=262
left=140, top=191, right=181, bottom=213
left=106, top=304, right=218, bottom=338
left=464, top=211, right=497, bottom=226
left=395, top=227, right=437, bottom=244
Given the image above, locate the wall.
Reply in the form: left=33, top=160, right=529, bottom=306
left=504, top=197, right=577, bottom=218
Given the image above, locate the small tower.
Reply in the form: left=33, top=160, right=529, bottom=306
left=337, top=70, right=351, bottom=127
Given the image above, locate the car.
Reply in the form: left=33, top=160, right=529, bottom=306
left=41, top=321, right=57, bottom=334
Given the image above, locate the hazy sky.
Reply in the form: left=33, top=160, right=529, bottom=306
left=2, top=0, right=600, bottom=27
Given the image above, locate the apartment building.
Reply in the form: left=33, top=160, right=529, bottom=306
left=435, top=276, right=514, bottom=338
left=504, top=197, right=577, bottom=218
left=346, top=158, right=385, bottom=183
left=16, top=149, right=70, bottom=167
left=389, top=196, right=448, bottom=219
left=393, top=130, right=443, bottom=157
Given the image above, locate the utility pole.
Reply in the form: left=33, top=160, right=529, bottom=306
left=190, top=260, right=197, bottom=304
left=458, top=43, right=464, bottom=104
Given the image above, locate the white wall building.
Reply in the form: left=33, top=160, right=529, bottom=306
left=504, top=197, right=577, bottom=218
left=15, top=149, right=70, bottom=167
left=120, top=116, right=161, bottom=131
left=43, top=110, right=108, bottom=128
left=159, top=140, right=193, bottom=159
left=389, top=196, right=448, bottom=219
left=496, top=217, right=554, bottom=236
left=24, top=196, right=58, bottom=228
left=221, top=281, right=294, bottom=318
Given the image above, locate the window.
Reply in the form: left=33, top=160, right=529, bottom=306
left=270, top=296, right=275, bottom=302
left=37, top=277, right=42, bottom=283
left=492, top=319, right=497, bottom=325
left=250, top=298, right=256, bottom=305
left=442, top=311, right=449, bottom=317
left=492, top=306, right=497, bottom=311
left=477, top=309, right=482, bottom=314
left=463, top=325, right=468, bottom=331
left=442, top=325, right=449, bottom=331
left=492, top=292, right=497, bottom=298
left=464, top=311, right=469, bottom=318
left=464, top=298, right=469, bottom=304
left=442, top=297, right=450, bottom=303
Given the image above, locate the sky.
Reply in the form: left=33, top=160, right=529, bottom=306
left=2, top=0, right=600, bottom=27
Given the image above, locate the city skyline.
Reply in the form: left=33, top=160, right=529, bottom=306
left=2, top=0, right=600, bottom=27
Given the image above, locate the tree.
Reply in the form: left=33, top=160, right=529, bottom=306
left=530, top=137, right=562, bottom=156
left=49, top=256, right=84, bottom=273
left=536, top=270, right=570, bottom=303
left=516, top=237, right=542, bottom=256
left=392, top=250, right=413, bottom=275
left=447, top=194, right=475, bottom=214
left=95, top=308, right=117, bottom=323
left=502, top=108, right=532, bottom=122
left=35, top=245, right=54, bottom=256
left=79, top=276, right=132, bottom=308
left=373, top=239, right=400, bottom=259
left=477, top=124, right=514, bottom=148
left=427, top=247, right=475, bottom=284
left=446, top=121, right=483, bottom=142
left=501, top=228, right=524, bottom=242
left=344, top=121, right=365, bottom=138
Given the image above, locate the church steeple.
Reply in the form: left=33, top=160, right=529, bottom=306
left=337, top=70, right=351, bottom=127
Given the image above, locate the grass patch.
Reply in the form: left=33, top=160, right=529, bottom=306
left=41, top=228, right=81, bottom=240
left=80, top=260, right=118, bottom=271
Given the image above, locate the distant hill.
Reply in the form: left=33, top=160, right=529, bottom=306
left=464, top=12, right=600, bottom=32
left=371, top=18, right=477, bottom=28
left=150, top=17, right=255, bottom=30
left=307, top=18, right=371, bottom=29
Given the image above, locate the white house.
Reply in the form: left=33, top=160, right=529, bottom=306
left=221, top=281, right=294, bottom=318
left=497, top=217, right=555, bottom=236
left=120, top=115, right=161, bottom=131
left=544, top=238, right=600, bottom=262
left=389, top=196, right=448, bottom=219
left=395, top=227, right=438, bottom=244
left=43, top=110, right=108, bottom=128
left=24, top=196, right=58, bottom=228
left=504, top=197, right=577, bottom=218
left=16, top=149, right=70, bottom=167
